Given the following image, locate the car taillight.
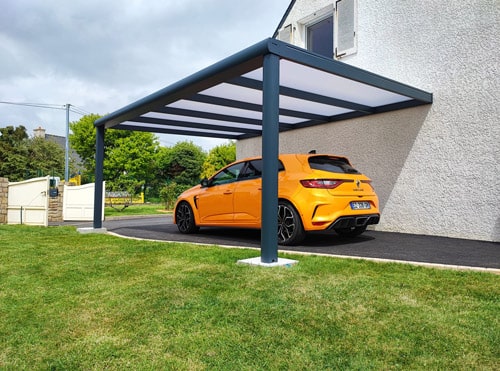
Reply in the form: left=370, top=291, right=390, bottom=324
left=300, top=179, right=345, bottom=189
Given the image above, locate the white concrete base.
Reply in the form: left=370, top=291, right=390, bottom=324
left=237, top=257, right=298, bottom=267
left=77, top=227, right=107, bottom=234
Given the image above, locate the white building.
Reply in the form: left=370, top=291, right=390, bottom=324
left=237, top=0, right=499, bottom=242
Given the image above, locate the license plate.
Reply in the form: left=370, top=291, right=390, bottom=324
left=350, top=201, right=371, bottom=210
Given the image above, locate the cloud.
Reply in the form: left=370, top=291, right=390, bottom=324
left=0, top=0, right=290, bottom=150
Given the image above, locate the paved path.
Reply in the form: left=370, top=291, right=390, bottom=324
left=64, top=215, right=500, bottom=272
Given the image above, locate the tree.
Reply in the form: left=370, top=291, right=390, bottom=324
left=162, top=141, right=206, bottom=186
left=0, top=125, right=67, bottom=181
left=68, top=114, right=101, bottom=178
left=201, top=141, right=236, bottom=178
left=104, top=132, right=159, bottom=195
left=0, top=126, right=29, bottom=181
left=28, top=137, right=65, bottom=179
left=158, top=141, right=206, bottom=207
left=70, top=114, right=160, bottom=194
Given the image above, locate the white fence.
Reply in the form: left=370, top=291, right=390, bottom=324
left=63, top=182, right=105, bottom=221
left=7, top=176, right=50, bottom=226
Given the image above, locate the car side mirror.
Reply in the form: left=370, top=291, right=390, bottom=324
left=200, top=178, right=209, bottom=188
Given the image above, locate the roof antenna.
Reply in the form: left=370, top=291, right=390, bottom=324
left=308, top=150, right=316, bottom=154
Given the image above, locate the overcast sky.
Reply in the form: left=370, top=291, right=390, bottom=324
left=0, top=0, right=290, bottom=150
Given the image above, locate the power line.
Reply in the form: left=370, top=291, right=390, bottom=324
left=69, top=105, right=91, bottom=116
left=0, top=101, right=91, bottom=117
left=1, top=101, right=93, bottom=182
left=0, top=101, right=66, bottom=111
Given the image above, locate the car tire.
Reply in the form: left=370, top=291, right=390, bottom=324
left=334, top=225, right=367, bottom=237
left=175, top=201, right=199, bottom=234
left=277, top=200, right=305, bottom=246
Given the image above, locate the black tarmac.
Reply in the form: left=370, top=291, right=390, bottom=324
left=63, top=215, right=499, bottom=272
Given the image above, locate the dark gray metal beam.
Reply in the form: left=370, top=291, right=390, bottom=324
left=186, top=94, right=325, bottom=126
left=229, top=76, right=374, bottom=113
left=155, top=106, right=264, bottom=126
left=128, top=116, right=262, bottom=135
left=260, top=52, right=280, bottom=263
left=93, top=125, right=105, bottom=229
left=115, top=124, right=243, bottom=139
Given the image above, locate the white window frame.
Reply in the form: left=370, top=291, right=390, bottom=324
left=279, top=1, right=357, bottom=60
left=297, top=4, right=335, bottom=57
left=305, top=13, right=334, bottom=58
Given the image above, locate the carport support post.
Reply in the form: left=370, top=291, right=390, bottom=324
left=93, top=125, right=105, bottom=229
left=260, top=52, right=280, bottom=263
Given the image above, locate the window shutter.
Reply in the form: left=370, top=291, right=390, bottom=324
left=335, top=0, right=357, bottom=58
left=278, top=24, right=293, bottom=44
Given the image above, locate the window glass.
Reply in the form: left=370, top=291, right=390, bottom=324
left=307, top=15, right=333, bottom=58
left=240, top=160, right=262, bottom=180
left=210, top=162, right=245, bottom=186
left=308, top=156, right=359, bottom=174
left=239, top=159, right=285, bottom=181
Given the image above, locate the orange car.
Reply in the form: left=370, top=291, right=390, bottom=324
left=174, top=153, right=380, bottom=245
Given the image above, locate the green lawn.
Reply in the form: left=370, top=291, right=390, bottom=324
left=0, top=225, right=498, bottom=370
left=105, top=203, right=169, bottom=217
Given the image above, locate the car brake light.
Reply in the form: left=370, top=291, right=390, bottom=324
left=300, top=179, right=345, bottom=189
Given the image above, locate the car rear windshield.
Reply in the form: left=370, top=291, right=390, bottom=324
left=308, top=156, right=360, bottom=174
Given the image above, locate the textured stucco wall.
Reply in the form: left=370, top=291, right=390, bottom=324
left=238, top=0, right=500, bottom=241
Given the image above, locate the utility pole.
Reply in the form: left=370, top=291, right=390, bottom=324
left=65, top=103, right=70, bottom=182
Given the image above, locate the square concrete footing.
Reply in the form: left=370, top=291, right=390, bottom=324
left=237, top=257, right=298, bottom=267
left=77, top=227, right=107, bottom=234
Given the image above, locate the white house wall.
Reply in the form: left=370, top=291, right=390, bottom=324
left=238, top=0, right=499, bottom=242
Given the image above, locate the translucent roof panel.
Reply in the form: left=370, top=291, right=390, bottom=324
left=98, top=38, right=432, bottom=139
left=278, top=60, right=411, bottom=107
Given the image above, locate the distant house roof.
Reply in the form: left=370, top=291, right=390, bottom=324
left=45, top=134, right=65, bottom=148
left=33, top=127, right=83, bottom=173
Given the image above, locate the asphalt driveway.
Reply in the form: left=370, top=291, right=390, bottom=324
left=64, top=215, right=499, bottom=272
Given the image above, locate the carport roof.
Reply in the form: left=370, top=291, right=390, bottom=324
left=94, top=38, right=432, bottom=139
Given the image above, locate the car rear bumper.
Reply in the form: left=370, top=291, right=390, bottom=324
left=328, top=214, right=380, bottom=230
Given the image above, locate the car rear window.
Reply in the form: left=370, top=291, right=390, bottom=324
left=308, top=156, right=360, bottom=174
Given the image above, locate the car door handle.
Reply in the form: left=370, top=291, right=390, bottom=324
left=223, top=190, right=233, bottom=195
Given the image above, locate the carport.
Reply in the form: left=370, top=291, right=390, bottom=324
left=93, top=38, right=432, bottom=264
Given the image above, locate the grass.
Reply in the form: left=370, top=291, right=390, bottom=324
left=105, top=203, right=169, bottom=217
left=0, top=225, right=498, bottom=370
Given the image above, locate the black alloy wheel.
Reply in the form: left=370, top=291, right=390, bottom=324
left=176, top=201, right=199, bottom=234
left=277, top=201, right=305, bottom=245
